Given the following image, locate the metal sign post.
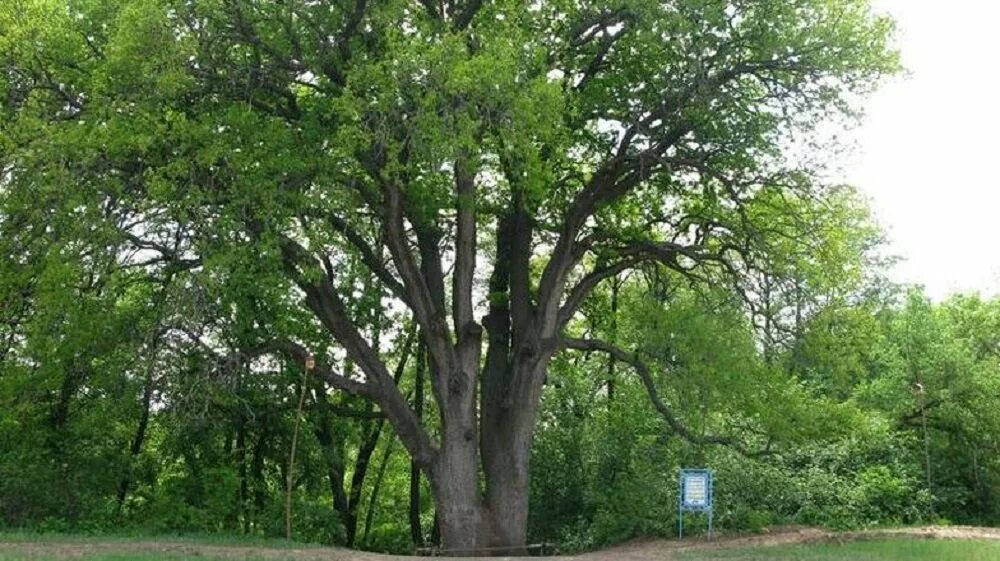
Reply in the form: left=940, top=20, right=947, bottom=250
left=678, top=468, right=713, bottom=539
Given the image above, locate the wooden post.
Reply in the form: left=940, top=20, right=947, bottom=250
left=286, top=355, right=314, bottom=540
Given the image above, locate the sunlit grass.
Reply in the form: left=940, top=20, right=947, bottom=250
left=679, top=538, right=1000, bottom=561
left=0, top=531, right=314, bottom=548
left=0, top=535, right=997, bottom=560
left=0, top=554, right=253, bottom=561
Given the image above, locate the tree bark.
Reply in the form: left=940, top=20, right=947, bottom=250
left=311, top=378, right=351, bottom=541
left=607, top=276, right=619, bottom=401
left=236, top=415, right=250, bottom=533
left=430, top=360, right=488, bottom=553
left=435, top=349, right=547, bottom=554
left=345, top=418, right=382, bottom=546
left=430, top=361, right=544, bottom=555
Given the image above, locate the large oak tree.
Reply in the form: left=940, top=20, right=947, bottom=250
left=1, top=0, right=896, bottom=552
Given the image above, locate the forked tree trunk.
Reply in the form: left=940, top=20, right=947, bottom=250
left=285, top=168, right=578, bottom=555
left=430, top=410, right=536, bottom=554
left=431, top=357, right=547, bottom=555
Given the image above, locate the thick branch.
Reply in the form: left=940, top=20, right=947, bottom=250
left=561, top=337, right=758, bottom=455
left=279, top=235, right=438, bottom=469
left=453, top=0, right=483, bottom=30
left=557, top=258, right=637, bottom=328
left=383, top=185, right=454, bottom=364
left=452, top=159, right=477, bottom=336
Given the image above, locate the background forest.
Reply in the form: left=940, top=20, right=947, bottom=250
left=2, top=0, right=1000, bottom=555
left=2, top=188, right=999, bottom=552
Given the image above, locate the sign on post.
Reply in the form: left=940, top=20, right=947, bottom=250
left=678, top=469, right=713, bottom=539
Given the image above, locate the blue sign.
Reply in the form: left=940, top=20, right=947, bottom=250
left=678, top=469, right=713, bottom=538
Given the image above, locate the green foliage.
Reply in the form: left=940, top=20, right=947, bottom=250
left=531, top=276, right=1000, bottom=547
left=1, top=0, right=992, bottom=554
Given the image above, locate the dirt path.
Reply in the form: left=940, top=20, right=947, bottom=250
left=1, top=526, right=998, bottom=560
left=573, top=526, right=1000, bottom=561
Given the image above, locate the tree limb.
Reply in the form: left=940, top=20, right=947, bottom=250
left=558, top=258, right=638, bottom=328
left=325, top=212, right=407, bottom=302
left=452, top=158, right=477, bottom=336
left=279, top=234, right=439, bottom=470
left=561, top=336, right=763, bottom=456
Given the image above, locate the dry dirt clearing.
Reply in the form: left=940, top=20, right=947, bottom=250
left=1, top=526, right=999, bottom=560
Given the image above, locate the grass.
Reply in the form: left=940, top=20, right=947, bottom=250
left=678, top=538, right=1000, bottom=561
left=0, top=531, right=315, bottom=548
left=0, top=552, right=258, bottom=561
left=0, top=532, right=324, bottom=561
left=0, top=535, right=997, bottom=560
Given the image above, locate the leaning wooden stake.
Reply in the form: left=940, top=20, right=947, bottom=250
left=286, top=355, right=314, bottom=540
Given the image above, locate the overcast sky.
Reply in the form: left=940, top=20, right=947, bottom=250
left=844, top=0, right=1000, bottom=299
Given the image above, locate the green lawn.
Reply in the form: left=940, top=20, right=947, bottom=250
left=678, top=538, right=1000, bottom=561
left=0, top=552, right=240, bottom=561
left=0, top=532, right=311, bottom=548
left=0, top=532, right=321, bottom=561
left=0, top=537, right=998, bottom=560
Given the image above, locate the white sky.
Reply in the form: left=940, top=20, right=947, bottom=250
left=844, top=0, right=1000, bottom=300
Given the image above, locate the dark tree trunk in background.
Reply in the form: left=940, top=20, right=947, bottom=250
left=312, top=379, right=351, bottom=541
left=116, top=368, right=155, bottom=513
left=236, top=418, right=250, bottom=533
left=408, top=461, right=424, bottom=547
left=362, top=436, right=396, bottom=545
left=345, top=417, right=382, bottom=546
left=409, top=342, right=426, bottom=547
left=607, top=277, right=619, bottom=402
left=249, top=429, right=269, bottom=529
left=49, top=364, right=87, bottom=521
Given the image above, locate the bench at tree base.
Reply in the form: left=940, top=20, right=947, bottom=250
left=415, top=543, right=557, bottom=556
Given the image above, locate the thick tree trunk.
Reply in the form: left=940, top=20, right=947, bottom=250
left=431, top=388, right=487, bottom=553
left=482, top=360, right=545, bottom=552
left=431, top=406, right=536, bottom=555
left=430, top=444, right=487, bottom=554
left=431, top=355, right=545, bottom=555
left=481, top=424, right=532, bottom=551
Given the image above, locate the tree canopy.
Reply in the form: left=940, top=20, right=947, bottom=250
left=5, top=0, right=972, bottom=555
